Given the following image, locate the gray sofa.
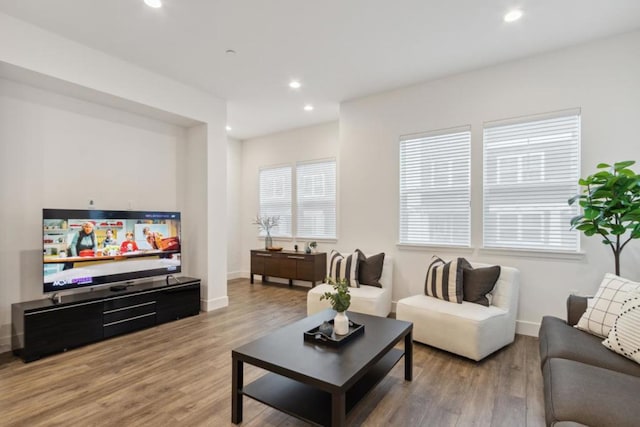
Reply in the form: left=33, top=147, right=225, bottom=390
left=538, top=295, right=640, bottom=427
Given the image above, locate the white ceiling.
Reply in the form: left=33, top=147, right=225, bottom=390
left=1, top=1, right=640, bottom=140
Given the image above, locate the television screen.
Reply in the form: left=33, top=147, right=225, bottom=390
left=43, top=209, right=181, bottom=293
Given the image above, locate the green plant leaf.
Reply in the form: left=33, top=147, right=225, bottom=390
left=593, top=171, right=613, bottom=180
left=614, top=160, right=636, bottom=170
left=618, top=169, right=636, bottom=178
left=583, top=208, right=599, bottom=220
left=597, top=163, right=611, bottom=169
left=568, top=195, right=581, bottom=205
left=611, top=225, right=626, bottom=235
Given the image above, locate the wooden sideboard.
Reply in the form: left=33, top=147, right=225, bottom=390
left=250, top=250, right=326, bottom=287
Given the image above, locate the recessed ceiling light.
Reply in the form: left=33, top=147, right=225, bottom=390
left=226, top=126, right=232, bottom=131
left=304, top=105, right=314, bottom=111
left=504, top=10, right=523, bottom=23
left=289, top=80, right=301, bottom=89
left=144, top=0, right=162, bottom=8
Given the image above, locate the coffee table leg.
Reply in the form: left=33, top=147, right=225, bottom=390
left=331, top=392, right=346, bottom=426
left=405, top=330, right=413, bottom=381
left=232, top=357, right=243, bottom=424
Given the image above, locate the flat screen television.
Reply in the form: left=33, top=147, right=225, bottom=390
left=43, top=208, right=181, bottom=293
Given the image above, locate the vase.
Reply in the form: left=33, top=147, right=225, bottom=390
left=265, top=231, right=272, bottom=249
left=333, top=311, right=349, bottom=335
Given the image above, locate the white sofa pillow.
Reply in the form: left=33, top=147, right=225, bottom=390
left=576, top=273, right=640, bottom=338
left=602, top=292, right=640, bottom=364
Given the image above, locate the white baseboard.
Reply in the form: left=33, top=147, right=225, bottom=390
left=201, top=296, right=229, bottom=312
left=516, top=320, right=540, bottom=337
left=227, top=271, right=246, bottom=280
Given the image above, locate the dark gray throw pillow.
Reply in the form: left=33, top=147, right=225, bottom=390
left=356, top=249, right=385, bottom=288
left=462, top=261, right=501, bottom=307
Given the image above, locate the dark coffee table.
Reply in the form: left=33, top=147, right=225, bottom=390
left=231, top=309, right=413, bottom=426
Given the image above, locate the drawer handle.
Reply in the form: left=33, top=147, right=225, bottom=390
left=103, top=301, right=155, bottom=314
left=256, top=253, right=272, bottom=257
left=287, top=256, right=306, bottom=260
left=103, top=312, right=156, bottom=327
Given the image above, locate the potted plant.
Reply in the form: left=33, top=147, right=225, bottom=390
left=569, top=161, right=640, bottom=275
left=320, top=277, right=351, bottom=335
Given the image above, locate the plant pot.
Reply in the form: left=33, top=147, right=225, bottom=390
left=333, top=311, right=349, bottom=335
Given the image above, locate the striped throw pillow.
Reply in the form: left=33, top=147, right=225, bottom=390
left=328, top=250, right=359, bottom=288
left=602, top=292, right=640, bottom=364
left=424, top=256, right=465, bottom=303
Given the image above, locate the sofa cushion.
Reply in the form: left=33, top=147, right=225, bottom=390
left=603, top=292, right=640, bottom=364
left=396, top=294, right=511, bottom=361
left=576, top=273, right=640, bottom=338
left=424, top=256, right=464, bottom=303
left=543, top=358, right=640, bottom=427
left=462, top=262, right=501, bottom=307
left=356, top=249, right=384, bottom=288
left=308, top=283, right=390, bottom=317
left=328, top=250, right=359, bottom=288
left=539, top=316, right=640, bottom=377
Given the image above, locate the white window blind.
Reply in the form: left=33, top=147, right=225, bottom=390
left=399, top=128, right=471, bottom=246
left=296, top=160, right=336, bottom=239
left=259, top=165, right=292, bottom=237
left=483, top=112, right=580, bottom=251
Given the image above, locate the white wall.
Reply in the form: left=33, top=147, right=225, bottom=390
left=0, top=79, right=185, bottom=350
left=239, top=31, right=640, bottom=335
left=227, top=137, right=243, bottom=278
left=0, top=13, right=228, bottom=351
left=240, top=122, right=339, bottom=275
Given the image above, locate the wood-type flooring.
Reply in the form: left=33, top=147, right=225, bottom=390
left=0, top=279, right=545, bottom=426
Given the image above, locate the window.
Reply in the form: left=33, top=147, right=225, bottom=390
left=483, top=111, right=580, bottom=251
left=259, top=165, right=292, bottom=237
left=399, top=127, right=471, bottom=246
left=297, top=160, right=336, bottom=239
left=259, top=159, right=337, bottom=240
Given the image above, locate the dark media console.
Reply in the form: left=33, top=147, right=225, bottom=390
left=11, top=277, right=201, bottom=362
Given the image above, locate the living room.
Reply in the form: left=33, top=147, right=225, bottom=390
left=1, top=2, right=640, bottom=426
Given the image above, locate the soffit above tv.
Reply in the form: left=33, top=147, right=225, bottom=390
left=0, top=61, right=201, bottom=128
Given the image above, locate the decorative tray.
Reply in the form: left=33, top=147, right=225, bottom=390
left=267, top=246, right=283, bottom=251
left=303, top=319, right=364, bottom=347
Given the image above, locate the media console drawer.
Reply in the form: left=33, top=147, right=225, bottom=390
left=250, top=250, right=326, bottom=287
left=11, top=278, right=201, bottom=362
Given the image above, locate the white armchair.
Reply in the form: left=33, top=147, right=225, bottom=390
left=396, top=263, right=520, bottom=361
left=307, top=255, right=393, bottom=317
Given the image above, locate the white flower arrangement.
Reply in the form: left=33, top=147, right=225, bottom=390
left=252, top=215, right=280, bottom=233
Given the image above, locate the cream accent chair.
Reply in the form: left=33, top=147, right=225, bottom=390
left=307, top=255, right=393, bottom=317
left=396, top=263, right=520, bottom=361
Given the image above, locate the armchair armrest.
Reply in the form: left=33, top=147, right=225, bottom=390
left=566, top=294, right=589, bottom=326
